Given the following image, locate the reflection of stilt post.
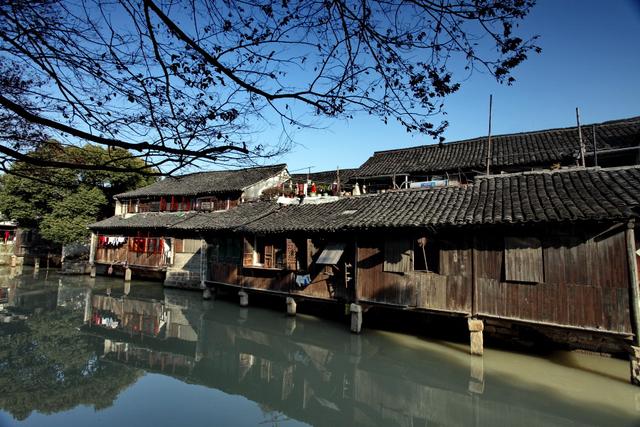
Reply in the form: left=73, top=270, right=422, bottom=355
left=350, top=303, right=362, bottom=334
left=468, top=355, right=485, bottom=394
left=83, top=289, right=92, bottom=324
left=238, top=307, right=248, bottom=323
left=468, top=318, right=484, bottom=355
left=202, top=287, right=212, bottom=300
left=286, top=297, right=297, bottom=316
left=284, top=317, right=296, bottom=336
left=195, top=312, right=206, bottom=362
left=349, top=334, right=362, bottom=364
left=124, top=280, right=131, bottom=296
left=10, top=255, right=16, bottom=267
left=34, top=257, right=40, bottom=273
left=90, top=265, right=96, bottom=278
left=239, top=290, right=248, bottom=307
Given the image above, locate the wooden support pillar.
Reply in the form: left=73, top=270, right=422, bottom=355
left=10, top=255, right=16, bottom=268
left=626, top=221, right=640, bottom=386
left=350, top=303, right=362, bottom=334
left=90, top=265, right=96, bottom=278
left=89, top=233, right=97, bottom=265
left=34, top=258, right=40, bottom=271
left=286, top=297, right=297, bottom=316
left=239, top=290, right=248, bottom=307
left=468, top=318, right=484, bottom=356
left=124, top=267, right=132, bottom=282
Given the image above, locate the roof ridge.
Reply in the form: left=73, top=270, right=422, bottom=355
left=478, top=164, right=640, bottom=179
left=169, top=163, right=287, bottom=179
left=369, top=115, right=640, bottom=156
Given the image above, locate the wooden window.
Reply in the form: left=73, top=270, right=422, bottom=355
left=243, top=237, right=254, bottom=267
left=383, top=238, right=413, bottom=273
left=414, top=237, right=440, bottom=273
left=504, top=237, right=544, bottom=283
left=285, top=239, right=298, bottom=270
left=243, top=236, right=285, bottom=269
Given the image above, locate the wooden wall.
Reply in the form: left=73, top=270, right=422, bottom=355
left=357, top=235, right=472, bottom=313
left=206, top=236, right=351, bottom=301
left=95, top=243, right=166, bottom=269
left=95, top=246, right=128, bottom=264
left=475, top=224, right=632, bottom=334
left=206, top=222, right=634, bottom=335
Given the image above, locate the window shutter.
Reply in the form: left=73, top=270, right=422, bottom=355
left=286, top=239, right=298, bottom=270
left=383, top=239, right=413, bottom=273
left=504, top=237, right=543, bottom=283
left=264, top=244, right=274, bottom=268
left=243, top=237, right=254, bottom=267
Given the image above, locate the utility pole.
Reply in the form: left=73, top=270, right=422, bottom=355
left=576, top=107, right=586, bottom=168
left=485, top=94, right=493, bottom=176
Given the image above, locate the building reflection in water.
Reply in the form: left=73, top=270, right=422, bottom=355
left=87, top=287, right=638, bottom=427
left=0, top=271, right=639, bottom=426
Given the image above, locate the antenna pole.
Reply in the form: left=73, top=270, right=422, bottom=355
left=592, top=124, right=598, bottom=167
left=576, top=107, right=586, bottom=168
left=485, top=94, right=493, bottom=176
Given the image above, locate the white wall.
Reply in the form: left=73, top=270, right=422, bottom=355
left=242, top=169, right=290, bottom=200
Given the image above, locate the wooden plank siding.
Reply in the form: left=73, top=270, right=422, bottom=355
left=95, top=246, right=128, bottom=264
left=204, top=222, right=632, bottom=335
left=207, top=236, right=352, bottom=301
left=475, top=224, right=632, bottom=334
left=356, top=234, right=472, bottom=312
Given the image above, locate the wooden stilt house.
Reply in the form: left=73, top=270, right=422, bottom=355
left=182, top=166, right=640, bottom=379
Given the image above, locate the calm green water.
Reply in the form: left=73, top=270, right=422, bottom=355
left=0, top=267, right=639, bottom=427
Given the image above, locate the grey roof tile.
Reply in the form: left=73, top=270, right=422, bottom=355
left=355, top=116, right=640, bottom=178
left=115, top=164, right=287, bottom=199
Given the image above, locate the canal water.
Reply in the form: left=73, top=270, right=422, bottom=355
left=0, top=267, right=639, bottom=427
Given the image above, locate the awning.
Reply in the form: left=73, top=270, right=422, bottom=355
left=316, top=242, right=346, bottom=265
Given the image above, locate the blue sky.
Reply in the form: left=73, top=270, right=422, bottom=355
left=269, top=0, right=640, bottom=174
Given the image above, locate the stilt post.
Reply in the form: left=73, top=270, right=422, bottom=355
left=286, top=297, right=297, bottom=316
left=239, top=290, right=248, bottom=307
left=468, top=318, right=484, bottom=356
left=350, top=303, right=362, bottom=334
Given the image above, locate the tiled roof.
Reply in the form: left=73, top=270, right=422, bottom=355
left=89, top=212, right=198, bottom=231
left=115, top=164, right=287, bottom=199
left=89, top=202, right=277, bottom=232
left=93, top=166, right=640, bottom=234
left=170, top=201, right=278, bottom=231
left=241, top=166, right=640, bottom=233
left=355, top=116, right=640, bottom=178
left=290, top=169, right=358, bottom=185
